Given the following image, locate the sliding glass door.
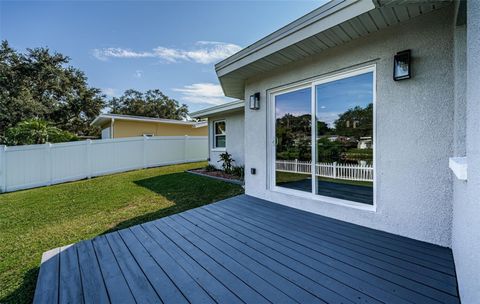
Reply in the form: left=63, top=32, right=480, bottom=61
left=275, top=87, right=312, bottom=193
left=273, top=67, right=375, bottom=206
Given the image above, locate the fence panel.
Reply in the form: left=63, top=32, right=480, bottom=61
left=0, top=135, right=208, bottom=193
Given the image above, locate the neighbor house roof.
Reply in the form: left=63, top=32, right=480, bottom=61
left=91, top=114, right=207, bottom=128
left=216, top=0, right=453, bottom=98
left=189, top=100, right=244, bottom=119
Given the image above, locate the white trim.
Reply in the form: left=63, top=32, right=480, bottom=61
left=190, top=100, right=244, bottom=119
left=215, top=0, right=376, bottom=75
left=267, top=64, right=377, bottom=211
left=91, top=114, right=202, bottom=127
left=449, top=157, right=467, bottom=181
left=212, top=148, right=227, bottom=152
left=213, top=120, right=227, bottom=150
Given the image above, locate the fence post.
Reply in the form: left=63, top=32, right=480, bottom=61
left=143, top=135, right=148, bottom=169
left=333, top=161, right=337, bottom=179
left=295, top=159, right=298, bottom=173
left=46, top=143, right=53, bottom=186
left=184, top=135, right=188, bottom=162
left=0, top=145, right=6, bottom=193
left=86, top=139, right=92, bottom=179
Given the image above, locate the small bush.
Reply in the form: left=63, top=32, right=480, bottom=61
left=205, top=164, right=217, bottom=172
left=231, top=166, right=244, bottom=179
left=218, top=151, right=235, bottom=173
left=3, top=119, right=78, bottom=146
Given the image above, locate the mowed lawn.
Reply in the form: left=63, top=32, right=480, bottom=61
left=0, top=161, right=244, bottom=304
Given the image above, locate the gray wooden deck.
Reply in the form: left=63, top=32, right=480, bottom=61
left=34, top=195, right=459, bottom=304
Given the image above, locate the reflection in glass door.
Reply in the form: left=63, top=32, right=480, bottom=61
left=272, top=68, right=375, bottom=206
left=315, top=72, right=374, bottom=205
left=275, top=87, right=312, bottom=193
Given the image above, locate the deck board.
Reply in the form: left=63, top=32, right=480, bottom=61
left=229, top=195, right=458, bottom=292
left=214, top=199, right=459, bottom=303
left=59, top=245, right=83, bottom=304
left=76, top=240, right=110, bottom=304
left=34, top=195, right=460, bottom=304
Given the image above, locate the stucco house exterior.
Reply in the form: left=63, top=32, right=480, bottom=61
left=91, top=113, right=207, bottom=139
left=190, top=100, right=244, bottom=168
left=194, top=0, right=479, bottom=301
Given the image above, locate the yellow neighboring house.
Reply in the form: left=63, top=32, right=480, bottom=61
left=91, top=114, right=207, bottom=139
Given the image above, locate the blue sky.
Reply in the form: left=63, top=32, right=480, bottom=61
left=0, top=0, right=327, bottom=113
left=276, top=72, right=373, bottom=127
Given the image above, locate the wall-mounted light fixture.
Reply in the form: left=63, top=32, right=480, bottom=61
left=393, top=50, right=411, bottom=81
left=249, top=92, right=260, bottom=110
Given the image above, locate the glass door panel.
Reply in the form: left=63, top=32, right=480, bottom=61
left=315, top=72, right=374, bottom=205
left=275, top=87, right=312, bottom=193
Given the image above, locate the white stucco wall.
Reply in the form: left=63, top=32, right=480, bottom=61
left=243, top=6, right=455, bottom=246
left=451, top=1, right=480, bottom=303
left=208, top=111, right=245, bottom=169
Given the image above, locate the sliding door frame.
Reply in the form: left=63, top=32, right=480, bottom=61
left=267, top=64, right=377, bottom=211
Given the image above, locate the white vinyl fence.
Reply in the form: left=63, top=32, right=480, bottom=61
left=0, top=135, right=208, bottom=193
left=276, top=159, right=373, bottom=182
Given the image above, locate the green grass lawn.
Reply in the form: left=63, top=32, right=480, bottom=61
left=0, top=161, right=244, bottom=304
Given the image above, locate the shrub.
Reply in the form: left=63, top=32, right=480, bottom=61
left=218, top=151, right=235, bottom=173
left=205, top=164, right=217, bottom=172
left=231, top=166, right=244, bottom=179
left=3, top=119, right=78, bottom=146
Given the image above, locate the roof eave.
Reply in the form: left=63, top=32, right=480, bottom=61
left=215, top=0, right=375, bottom=78
left=190, top=100, right=245, bottom=119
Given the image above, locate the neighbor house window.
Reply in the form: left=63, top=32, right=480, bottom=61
left=272, top=66, right=375, bottom=207
left=213, top=120, right=226, bottom=149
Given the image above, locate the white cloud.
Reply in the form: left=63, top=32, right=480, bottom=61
left=317, top=112, right=341, bottom=128
left=173, top=83, right=231, bottom=105
left=102, top=88, right=117, bottom=97
left=92, top=48, right=153, bottom=61
left=134, top=70, right=143, bottom=78
left=92, top=41, right=241, bottom=64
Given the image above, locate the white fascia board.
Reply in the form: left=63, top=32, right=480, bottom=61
left=91, top=114, right=197, bottom=126
left=190, top=100, right=245, bottom=119
left=91, top=116, right=111, bottom=126
left=216, top=0, right=375, bottom=77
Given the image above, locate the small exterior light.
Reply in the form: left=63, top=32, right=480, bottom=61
left=393, top=50, right=411, bottom=81
left=249, top=92, right=260, bottom=110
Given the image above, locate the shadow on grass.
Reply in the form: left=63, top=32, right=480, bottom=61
left=0, top=267, right=39, bottom=304
left=103, top=172, right=244, bottom=234
left=2, top=172, right=243, bottom=304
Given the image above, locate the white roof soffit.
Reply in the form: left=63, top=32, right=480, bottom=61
left=216, top=0, right=453, bottom=99
left=190, top=100, right=244, bottom=119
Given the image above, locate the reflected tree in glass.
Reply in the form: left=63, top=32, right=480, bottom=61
left=315, top=72, right=374, bottom=205
left=275, top=88, right=312, bottom=193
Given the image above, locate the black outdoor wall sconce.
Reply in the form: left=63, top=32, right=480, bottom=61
left=393, top=50, right=411, bottom=81
left=249, top=92, right=260, bottom=110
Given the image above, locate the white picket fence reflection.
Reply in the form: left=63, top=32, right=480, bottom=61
left=276, top=159, right=373, bottom=182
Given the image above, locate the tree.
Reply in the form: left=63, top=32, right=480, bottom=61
left=4, top=119, right=78, bottom=146
left=0, top=40, right=105, bottom=137
left=334, top=103, right=373, bottom=138
left=108, top=89, right=188, bottom=120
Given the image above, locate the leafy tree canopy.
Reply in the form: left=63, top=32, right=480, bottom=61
left=4, top=119, right=78, bottom=146
left=108, top=89, right=189, bottom=120
left=0, top=40, right=105, bottom=138
left=334, top=103, right=373, bottom=138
